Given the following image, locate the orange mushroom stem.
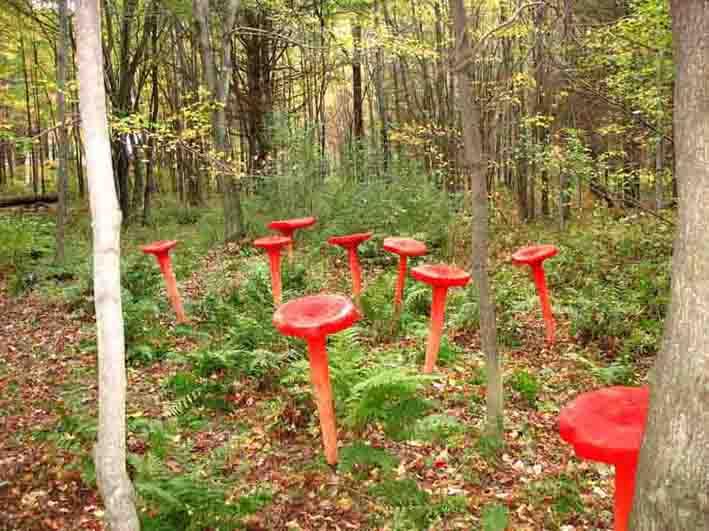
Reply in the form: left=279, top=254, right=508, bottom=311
left=273, top=294, right=360, bottom=465
left=394, top=255, right=408, bottom=311
left=141, top=240, right=187, bottom=324
left=267, top=216, right=316, bottom=261
left=425, top=286, right=448, bottom=374
left=383, top=237, right=427, bottom=321
left=254, top=235, right=292, bottom=306
left=306, top=335, right=338, bottom=464
left=511, top=244, right=558, bottom=344
left=327, top=232, right=372, bottom=302
left=411, top=264, right=470, bottom=374
left=559, top=386, right=649, bottom=531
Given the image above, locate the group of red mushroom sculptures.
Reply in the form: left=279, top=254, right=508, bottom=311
left=139, top=217, right=650, bottom=530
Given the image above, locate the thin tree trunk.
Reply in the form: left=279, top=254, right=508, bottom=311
left=143, top=21, right=160, bottom=226
left=452, top=0, right=502, bottom=435
left=631, top=2, right=709, bottom=528
left=55, top=0, right=69, bottom=265
left=19, top=35, right=38, bottom=195
left=194, top=0, right=243, bottom=241
left=32, top=40, right=46, bottom=196
left=75, top=2, right=140, bottom=529
left=352, top=20, right=365, bottom=176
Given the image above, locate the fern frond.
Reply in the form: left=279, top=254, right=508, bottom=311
left=166, top=389, right=203, bottom=417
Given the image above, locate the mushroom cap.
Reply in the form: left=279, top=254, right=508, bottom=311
left=273, top=294, right=360, bottom=340
left=383, top=237, right=427, bottom=257
left=559, top=386, right=649, bottom=467
left=327, top=231, right=373, bottom=248
left=141, top=240, right=178, bottom=255
left=511, top=244, right=558, bottom=266
left=410, top=264, right=471, bottom=288
left=268, top=216, right=317, bottom=233
left=253, top=235, right=292, bottom=251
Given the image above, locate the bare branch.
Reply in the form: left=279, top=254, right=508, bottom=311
left=454, top=1, right=545, bottom=73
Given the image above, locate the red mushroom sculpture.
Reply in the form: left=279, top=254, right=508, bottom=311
left=511, top=244, right=558, bottom=344
left=273, top=294, right=360, bottom=465
left=410, top=264, right=470, bottom=373
left=267, top=216, right=316, bottom=260
left=383, top=237, right=427, bottom=319
left=140, top=240, right=187, bottom=324
left=559, top=386, right=649, bottom=531
left=327, top=232, right=372, bottom=301
left=253, top=235, right=292, bottom=306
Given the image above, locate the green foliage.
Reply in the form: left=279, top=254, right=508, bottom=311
left=0, top=214, right=55, bottom=295
left=526, top=474, right=583, bottom=522
left=481, top=503, right=509, bottom=531
left=132, top=451, right=272, bottom=531
left=346, top=368, right=435, bottom=439
left=123, top=256, right=163, bottom=299
left=413, top=414, right=465, bottom=443
left=370, top=479, right=467, bottom=529
left=370, top=478, right=430, bottom=509
left=338, top=442, right=399, bottom=475
left=509, top=369, right=540, bottom=408
left=476, top=432, right=504, bottom=462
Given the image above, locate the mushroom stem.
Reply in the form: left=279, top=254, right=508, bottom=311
left=530, top=264, right=555, bottom=344
left=613, top=462, right=638, bottom=531
left=156, top=255, right=187, bottom=323
left=306, top=336, right=338, bottom=465
left=266, top=251, right=283, bottom=306
left=347, top=247, right=362, bottom=300
left=423, top=286, right=448, bottom=374
left=393, top=256, right=408, bottom=316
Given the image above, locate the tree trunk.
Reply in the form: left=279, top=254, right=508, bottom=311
left=75, top=2, right=140, bottom=529
left=55, top=0, right=69, bottom=265
left=373, top=0, right=390, bottom=173
left=351, top=19, right=364, bottom=180
left=452, top=0, right=502, bottom=435
left=193, top=0, right=243, bottom=241
left=630, top=1, right=709, bottom=529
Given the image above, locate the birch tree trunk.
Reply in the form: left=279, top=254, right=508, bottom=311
left=630, top=1, right=709, bottom=528
left=55, top=0, right=69, bottom=265
left=75, top=2, right=140, bottom=529
left=451, top=0, right=503, bottom=435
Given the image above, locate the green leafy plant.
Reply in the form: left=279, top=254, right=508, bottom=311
left=338, top=442, right=399, bottom=476
left=509, top=369, right=540, bottom=408
left=346, top=368, right=435, bottom=439
left=413, top=414, right=465, bottom=443
left=481, top=503, right=509, bottom=531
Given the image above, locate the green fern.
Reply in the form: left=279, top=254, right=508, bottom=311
left=166, top=389, right=204, bottom=418
left=346, top=368, right=435, bottom=439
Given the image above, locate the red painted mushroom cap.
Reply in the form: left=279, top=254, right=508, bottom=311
left=253, top=235, right=292, bottom=251
left=141, top=240, right=178, bottom=255
left=559, top=386, right=649, bottom=467
left=327, top=232, right=373, bottom=249
left=511, top=244, right=558, bottom=266
left=268, top=216, right=317, bottom=234
left=383, top=237, right=427, bottom=257
left=273, top=294, right=360, bottom=340
left=410, top=264, right=471, bottom=288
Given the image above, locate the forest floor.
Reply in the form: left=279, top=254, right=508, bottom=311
left=0, top=208, right=665, bottom=531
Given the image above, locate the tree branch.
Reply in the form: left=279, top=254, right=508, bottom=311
left=454, top=1, right=545, bottom=73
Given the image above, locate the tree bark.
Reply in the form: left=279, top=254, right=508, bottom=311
left=55, top=0, right=69, bottom=265
left=452, top=0, right=502, bottom=435
left=193, top=0, right=243, bottom=241
left=630, top=2, right=709, bottom=529
left=0, top=194, right=58, bottom=208
left=75, top=2, right=140, bottom=529
left=351, top=19, right=364, bottom=180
